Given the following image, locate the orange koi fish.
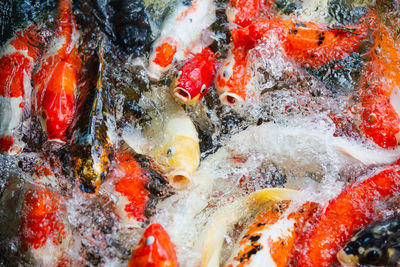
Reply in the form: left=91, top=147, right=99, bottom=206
left=226, top=0, right=275, bottom=28
left=0, top=26, right=44, bottom=154
left=173, top=47, right=216, bottom=105
left=33, top=0, right=81, bottom=144
left=127, top=223, right=178, bottom=267
left=232, top=14, right=374, bottom=68
left=147, top=0, right=216, bottom=81
left=289, top=160, right=400, bottom=266
left=215, top=47, right=253, bottom=106
left=358, top=21, right=400, bottom=148
left=226, top=202, right=319, bottom=267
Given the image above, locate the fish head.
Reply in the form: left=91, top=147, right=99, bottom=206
left=337, top=229, right=388, bottom=266
left=148, top=38, right=178, bottom=81
left=128, top=223, right=177, bottom=267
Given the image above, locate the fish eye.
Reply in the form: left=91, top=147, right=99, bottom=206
left=167, top=147, right=175, bottom=157
left=364, top=248, right=381, bottom=262
left=201, top=84, right=206, bottom=93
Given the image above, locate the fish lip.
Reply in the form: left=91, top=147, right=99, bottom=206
left=219, top=92, right=243, bottom=107
left=337, top=249, right=358, bottom=267
left=168, top=170, right=191, bottom=189
left=173, top=87, right=192, bottom=103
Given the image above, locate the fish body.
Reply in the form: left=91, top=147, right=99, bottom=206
left=290, top=160, right=400, bottom=266
left=338, top=215, right=400, bottom=266
left=172, top=47, right=216, bottom=104
left=226, top=0, right=274, bottom=27
left=232, top=14, right=373, bottom=68
left=33, top=0, right=81, bottom=144
left=226, top=202, right=318, bottom=267
left=70, top=42, right=113, bottom=194
left=358, top=21, right=400, bottom=148
left=215, top=47, right=252, bottom=106
left=128, top=223, right=178, bottom=267
left=153, top=114, right=200, bottom=188
left=0, top=26, right=44, bottom=154
left=147, top=0, right=216, bottom=81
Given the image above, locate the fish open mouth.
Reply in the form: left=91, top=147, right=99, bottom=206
left=336, top=249, right=358, bottom=267
left=173, top=87, right=191, bottom=103
left=169, top=170, right=191, bottom=189
left=219, top=92, right=243, bottom=107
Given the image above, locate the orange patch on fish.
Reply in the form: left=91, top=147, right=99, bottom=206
left=153, top=39, right=178, bottom=68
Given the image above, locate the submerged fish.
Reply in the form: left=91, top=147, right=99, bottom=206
left=33, top=0, right=82, bottom=144
left=357, top=20, right=400, bottom=148
left=0, top=26, right=44, bottom=154
left=232, top=13, right=374, bottom=68
left=153, top=114, right=200, bottom=188
left=290, top=160, right=400, bottom=266
left=147, top=0, right=216, bottom=81
left=172, top=47, right=216, bottom=105
left=226, top=201, right=319, bottom=267
left=338, top=215, right=400, bottom=266
left=127, top=223, right=178, bottom=267
left=70, top=39, right=113, bottom=194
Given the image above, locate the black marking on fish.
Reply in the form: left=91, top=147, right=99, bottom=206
left=317, top=32, right=325, bottom=46
left=249, top=235, right=261, bottom=242
left=239, top=245, right=263, bottom=262
left=289, top=28, right=298, bottom=35
left=295, top=22, right=307, bottom=28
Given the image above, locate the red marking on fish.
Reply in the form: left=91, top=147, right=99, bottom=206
left=232, top=13, right=375, bottom=68
left=153, top=39, right=178, bottom=68
left=227, top=0, right=275, bottom=27
left=20, top=187, right=66, bottom=249
left=128, top=223, right=178, bottom=267
left=34, top=0, right=81, bottom=143
left=289, top=160, right=400, bottom=266
left=173, top=47, right=216, bottom=104
left=109, top=152, right=150, bottom=221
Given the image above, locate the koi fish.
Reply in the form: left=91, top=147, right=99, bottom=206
left=147, top=0, right=216, bottom=81
left=289, top=160, right=400, bottom=266
left=172, top=47, right=216, bottom=105
left=337, top=215, right=400, bottom=266
left=0, top=26, right=44, bottom=154
left=33, top=0, right=82, bottom=144
left=357, top=21, right=400, bottom=148
left=127, top=223, right=178, bottom=267
left=70, top=41, right=113, bottom=194
left=226, top=202, right=319, bottom=267
left=153, top=114, right=200, bottom=188
left=231, top=13, right=374, bottom=68
left=215, top=47, right=252, bottom=106
left=226, top=0, right=275, bottom=27
left=19, top=186, right=70, bottom=266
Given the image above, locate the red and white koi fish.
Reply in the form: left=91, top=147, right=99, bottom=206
left=226, top=202, right=319, bottom=267
left=357, top=21, right=400, bottom=148
left=172, top=47, right=216, bottom=104
left=33, top=0, right=81, bottom=144
left=232, top=13, right=374, bottom=68
left=289, top=160, right=400, bottom=266
left=20, top=186, right=71, bottom=266
left=215, top=47, right=253, bottom=106
left=226, top=0, right=275, bottom=28
left=108, top=152, right=151, bottom=225
left=147, top=0, right=216, bottom=81
left=0, top=26, right=44, bottom=154
left=127, top=223, right=178, bottom=267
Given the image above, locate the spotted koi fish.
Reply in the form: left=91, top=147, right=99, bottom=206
left=338, top=215, right=400, bottom=266
left=215, top=47, right=253, bottom=106
left=33, top=0, right=82, bottom=144
left=232, top=13, right=374, bottom=68
left=127, top=223, right=178, bottom=267
left=226, top=201, right=319, bottom=267
left=289, top=160, right=400, bottom=266
left=172, top=47, right=216, bottom=105
left=226, top=0, right=275, bottom=27
left=0, top=26, right=44, bottom=154
left=147, top=0, right=216, bottom=81
left=357, top=20, right=400, bottom=148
